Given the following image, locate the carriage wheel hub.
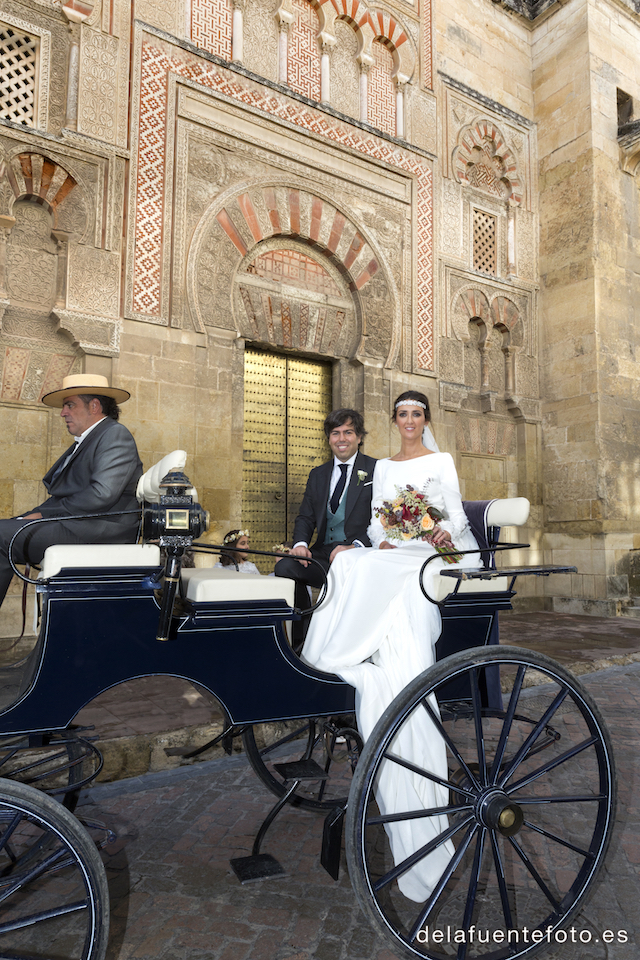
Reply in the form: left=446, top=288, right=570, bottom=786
left=476, top=789, right=524, bottom=837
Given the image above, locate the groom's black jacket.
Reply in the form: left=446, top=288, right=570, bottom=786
left=292, top=451, right=377, bottom=550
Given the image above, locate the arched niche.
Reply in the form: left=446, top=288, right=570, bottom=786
left=187, top=181, right=401, bottom=366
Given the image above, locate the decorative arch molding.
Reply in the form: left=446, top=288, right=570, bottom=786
left=277, top=0, right=415, bottom=81
left=187, top=180, right=401, bottom=365
left=453, top=119, right=523, bottom=205
left=451, top=286, right=523, bottom=408
left=0, top=151, right=118, bottom=364
left=451, top=287, right=521, bottom=342
left=0, top=150, right=91, bottom=241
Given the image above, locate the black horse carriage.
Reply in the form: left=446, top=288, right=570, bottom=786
left=0, top=452, right=616, bottom=960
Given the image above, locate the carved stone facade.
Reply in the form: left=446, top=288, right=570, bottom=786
left=1, top=0, right=640, bottom=630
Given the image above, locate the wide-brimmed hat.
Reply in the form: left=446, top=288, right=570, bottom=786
left=41, top=374, right=131, bottom=408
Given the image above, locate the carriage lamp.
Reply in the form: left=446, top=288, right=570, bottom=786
left=142, top=470, right=209, bottom=545
left=142, top=470, right=209, bottom=641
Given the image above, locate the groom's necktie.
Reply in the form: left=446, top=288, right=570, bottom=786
left=329, top=463, right=348, bottom=514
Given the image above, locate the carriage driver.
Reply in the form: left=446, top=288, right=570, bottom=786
left=0, top=374, right=143, bottom=613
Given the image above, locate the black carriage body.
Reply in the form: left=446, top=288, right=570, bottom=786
left=0, top=565, right=354, bottom=735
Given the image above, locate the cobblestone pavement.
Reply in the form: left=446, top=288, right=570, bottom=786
left=77, top=662, right=640, bottom=960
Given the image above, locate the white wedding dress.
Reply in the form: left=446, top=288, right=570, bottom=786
left=302, top=452, right=480, bottom=901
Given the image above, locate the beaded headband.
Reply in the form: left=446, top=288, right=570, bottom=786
left=395, top=399, right=426, bottom=410
left=223, top=529, right=249, bottom=544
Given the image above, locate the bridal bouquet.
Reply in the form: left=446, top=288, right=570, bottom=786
left=373, top=484, right=463, bottom=564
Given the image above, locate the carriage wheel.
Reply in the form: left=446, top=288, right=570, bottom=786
left=0, top=778, right=109, bottom=959
left=243, top=716, right=361, bottom=812
left=345, top=646, right=616, bottom=960
left=0, top=734, right=102, bottom=812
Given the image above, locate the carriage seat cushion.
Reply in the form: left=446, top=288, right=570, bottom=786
left=181, top=568, right=295, bottom=606
left=40, top=543, right=161, bottom=579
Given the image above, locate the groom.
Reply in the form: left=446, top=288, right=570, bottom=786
left=275, top=408, right=376, bottom=637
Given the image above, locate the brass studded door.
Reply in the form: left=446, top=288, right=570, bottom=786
left=242, top=349, right=332, bottom=569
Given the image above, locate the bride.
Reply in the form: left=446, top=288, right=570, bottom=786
left=302, top=389, right=480, bottom=901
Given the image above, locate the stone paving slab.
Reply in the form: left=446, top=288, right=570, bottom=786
left=76, top=661, right=640, bottom=960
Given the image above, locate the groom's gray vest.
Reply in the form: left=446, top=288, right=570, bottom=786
left=325, top=493, right=347, bottom=544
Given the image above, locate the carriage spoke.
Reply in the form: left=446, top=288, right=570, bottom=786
left=470, top=669, right=487, bottom=786
left=367, top=803, right=472, bottom=825
left=506, top=736, right=599, bottom=793
left=0, top=814, right=22, bottom=857
left=383, top=751, right=476, bottom=799
left=516, top=794, right=606, bottom=804
left=489, top=664, right=526, bottom=783
left=256, top=723, right=314, bottom=758
left=0, top=843, right=68, bottom=905
left=408, top=823, right=478, bottom=943
left=421, top=699, right=482, bottom=792
left=507, top=835, right=560, bottom=909
left=498, top=686, right=570, bottom=788
left=0, top=899, right=88, bottom=934
left=522, top=820, right=594, bottom=859
left=457, top=826, right=487, bottom=959
left=489, top=829, right=515, bottom=931
left=373, top=815, right=474, bottom=893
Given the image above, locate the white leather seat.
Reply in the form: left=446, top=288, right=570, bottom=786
left=40, top=544, right=161, bottom=579
left=181, top=568, right=295, bottom=606
left=485, top=497, right=530, bottom=528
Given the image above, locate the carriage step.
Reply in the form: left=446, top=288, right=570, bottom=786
left=272, top=759, right=329, bottom=781
left=230, top=852, right=288, bottom=884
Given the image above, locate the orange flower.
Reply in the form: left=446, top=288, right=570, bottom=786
left=421, top=514, right=435, bottom=532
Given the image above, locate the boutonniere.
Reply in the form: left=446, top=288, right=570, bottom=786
left=357, top=470, right=368, bottom=485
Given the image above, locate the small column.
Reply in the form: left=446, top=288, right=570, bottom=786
left=358, top=61, right=371, bottom=124
left=61, top=1, right=94, bottom=132
left=320, top=41, right=332, bottom=103
left=0, top=215, right=16, bottom=301
left=504, top=346, right=516, bottom=397
left=66, top=30, right=80, bottom=131
left=275, top=7, right=294, bottom=85
left=232, top=0, right=244, bottom=63
left=52, top=231, right=72, bottom=310
left=507, top=200, right=517, bottom=276
left=395, top=81, right=405, bottom=139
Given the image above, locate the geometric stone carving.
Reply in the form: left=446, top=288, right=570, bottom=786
left=368, top=40, right=395, bottom=136
left=5, top=201, right=57, bottom=311
left=68, top=246, right=120, bottom=317
left=288, top=0, right=321, bottom=102
left=52, top=308, right=121, bottom=357
left=331, top=19, right=359, bottom=121
left=453, top=119, right=523, bottom=204
left=78, top=25, right=118, bottom=143
left=455, top=415, right=516, bottom=456
left=235, top=243, right=355, bottom=355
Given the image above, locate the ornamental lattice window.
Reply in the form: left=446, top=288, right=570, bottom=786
left=473, top=209, right=497, bottom=275
left=0, top=25, right=38, bottom=127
